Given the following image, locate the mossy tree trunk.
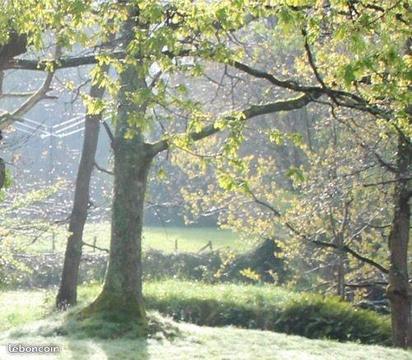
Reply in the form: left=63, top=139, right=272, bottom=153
left=86, top=136, right=153, bottom=323
left=83, top=12, right=154, bottom=324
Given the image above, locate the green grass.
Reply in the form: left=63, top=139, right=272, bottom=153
left=1, top=322, right=410, bottom=360
left=0, top=288, right=410, bottom=360
left=14, top=223, right=248, bottom=254
left=1, top=281, right=391, bottom=345
left=141, top=280, right=391, bottom=345
left=0, top=290, right=51, bottom=332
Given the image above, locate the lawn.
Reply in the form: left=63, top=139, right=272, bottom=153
left=0, top=288, right=410, bottom=360
left=1, top=322, right=411, bottom=360
left=14, top=223, right=249, bottom=254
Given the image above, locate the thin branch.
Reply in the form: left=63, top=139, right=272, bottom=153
left=149, top=71, right=162, bottom=89
left=12, top=72, right=54, bottom=117
left=0, top=92, right=57, bottom=99
left=302, top=29, right=329, bottom=91
left=339, top=199, right=352, bottom=234
left=345, top=282, right=388, bottom=288
left=94, top=161, right=114, bottom=175
left=0, top=46, right=61, bottom=130
left=102, top=120, right=115, bottom=148
left=366, top=147, right=398, bottom=174
left=226, top=58, right=389, bottom=119
left=249, top=191, right=389, bottom=274
left=363, top=176, right=412, bottom=187
left=311, top=239, right=388, bottom=274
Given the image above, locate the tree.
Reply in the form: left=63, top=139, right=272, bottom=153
left=293, top=3, right=411, bottom=347
left=0, top=0, right=111, bottom=309
left=3, top=1, right=409, bottom=346
left=177, top=1, right=412, bottom=347
left=56, top=80, right=106, bottom=309
left=80, top=2, right=320, bottom=322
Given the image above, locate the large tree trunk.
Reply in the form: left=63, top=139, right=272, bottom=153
left=83, top=11, right=152, bottom=324
left=386, top=134, right=412, bottom=348
left=84, top=138, right=153, bottom=323
left=56, top=83, right=104, bottom=309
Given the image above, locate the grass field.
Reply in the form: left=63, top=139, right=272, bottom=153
left=0, top=287, right=410, bottom=360
left=1, top=322, right=410, bottom=360
left=15, top=223, right=249, bottom=254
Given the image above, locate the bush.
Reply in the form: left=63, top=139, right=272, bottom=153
left=275, top=296, right=391, bottom=345
left=8, top=240, right=287, bottom=288
left=143, top=280, right=391, bottom=345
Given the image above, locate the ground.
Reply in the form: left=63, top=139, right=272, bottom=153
left=3, top=225, right=411, bottom=359
left=0, top=288, right=411, bottom=360
left=1, top=322, right=411, bottom=360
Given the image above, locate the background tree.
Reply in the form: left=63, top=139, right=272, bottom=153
left=172, top=0, right=411, bottom=347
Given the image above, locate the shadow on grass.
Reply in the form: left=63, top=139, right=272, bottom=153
left=4, top=308, right=180, bottom=359
left=66, top=337, right=150, bottom=360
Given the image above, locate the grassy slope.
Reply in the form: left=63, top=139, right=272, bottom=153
left=0, top=286, right=410, bottom=360
left=1, top=322, right=411, bottom=360
left=15, top=223, right=247, bottom=254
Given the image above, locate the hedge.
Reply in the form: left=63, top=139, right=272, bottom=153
left=143, top=280, right=391, bottom=345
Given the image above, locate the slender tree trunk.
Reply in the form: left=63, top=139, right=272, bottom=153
left=386, top=134, right=412, bottom=348
left=56, top=83, right=105, bottom=309
left=336, top=233, right=346, bottom=300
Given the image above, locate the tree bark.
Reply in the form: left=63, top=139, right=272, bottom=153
left=56, top=83, right=105, bottom=309
left=84, top=138, right=153, bottom=323
left=386, top=134, right=412, bottom=348
left=82, top=10, right=152, bottom=325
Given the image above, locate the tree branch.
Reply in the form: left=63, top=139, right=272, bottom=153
left=94, top=161, right=114, bottom=175
left=149, top=92, right=320, bottom=154
left=6, top=51, right=124, bottom=71
left=102, top=120, right=115, bottom=149
left=224, top=58, right=388, bottom=119
left=0, top=46, right=61, bottom=130
left=249, top=192, right=389, bottom=274
left=311, top=239, right=388, bottom=274
left=363, top=176, right=412, bottom=187
left=0, top=92, right=57, bottom=99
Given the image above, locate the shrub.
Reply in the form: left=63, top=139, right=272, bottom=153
left=274, top=296, right=391, bottom=345
left=143, top=280, right=391, bottom=345
left=8, top=240, right=286, bottom=288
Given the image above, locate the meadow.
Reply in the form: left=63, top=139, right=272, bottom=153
left=14, top=223, right=249, bottom=254
left=0, top=284, right=411, bottom=360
